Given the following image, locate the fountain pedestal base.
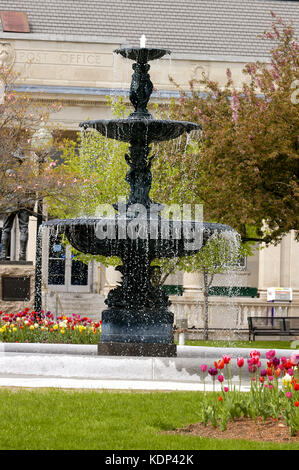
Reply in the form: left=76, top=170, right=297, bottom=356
left=97, top=341, right=177, bottom=357
left=98, top=307, right=177, bottom=357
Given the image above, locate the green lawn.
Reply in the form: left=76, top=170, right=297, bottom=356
left=0, top=389, right=298, bottom=450
left=180, top=339, right=298, bottom=350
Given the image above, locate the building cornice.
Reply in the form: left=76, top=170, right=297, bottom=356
left=14, top=84, right=184, bottom=99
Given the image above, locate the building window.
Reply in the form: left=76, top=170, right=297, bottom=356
left=48, top=234, right=65, bottom=285
left=47, top=233, right=88, bottom=287
left=71, top=258, right=88, bottom=286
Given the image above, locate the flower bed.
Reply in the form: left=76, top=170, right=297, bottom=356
left=0, top=309, right=101, bottom=344
left=198, top=349, right=299, bottom=436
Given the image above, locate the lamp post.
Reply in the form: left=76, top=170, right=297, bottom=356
left=31, top=124, right=53, bottom=312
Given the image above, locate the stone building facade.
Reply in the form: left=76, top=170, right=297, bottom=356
left=0, top=1, right=298, bottom=337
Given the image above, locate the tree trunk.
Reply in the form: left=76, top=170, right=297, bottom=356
left=203, top=269, right=209, bottom=341
left=202, top=269, right=215, bottom=341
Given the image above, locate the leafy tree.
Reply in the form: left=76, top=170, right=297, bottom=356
left=153, top=12, right=299, bottom=245
left=0, top=64, right=80, bottom=218
left=51, top=96, right=130, bottom=268
left=179, top=233, right=244, bottom=340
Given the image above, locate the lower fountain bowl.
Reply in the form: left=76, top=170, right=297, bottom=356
left=43, top=217, right=237, bottom=260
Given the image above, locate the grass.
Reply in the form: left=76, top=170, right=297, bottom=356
left=180, top=339, right=298, bottom=350
left=0, top=388, right=298, bottom=450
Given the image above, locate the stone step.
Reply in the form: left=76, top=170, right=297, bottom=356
left=43, top=292, right=105, bottom=319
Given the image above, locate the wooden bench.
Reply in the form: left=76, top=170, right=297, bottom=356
left=248, top=316, right=299, bottom=341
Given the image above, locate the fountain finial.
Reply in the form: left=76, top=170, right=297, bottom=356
left=140, top=34, right=147, bottom=48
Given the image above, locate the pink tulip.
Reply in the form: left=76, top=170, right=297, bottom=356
left=265, top=350, right=276, bottom=360
left=250, top=350, right=260, bottom=358
left=290, top=353, right=299, bottom=366
left=286, top=392, right=292, bottom=399
left=200, top=364, right=207, bottom=373
left=223, top=354, right=231, bottom=364
left=217, top=375, right=224, bottom=383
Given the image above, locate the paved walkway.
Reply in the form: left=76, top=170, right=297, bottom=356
left=0, top=375, right=252, bottom=392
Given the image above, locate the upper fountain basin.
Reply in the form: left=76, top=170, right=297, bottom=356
left=43, top=217, right=236, bottom=260
left=114, top=47, right=171, bottom=63
left=80, top=118, right=200, bottom=143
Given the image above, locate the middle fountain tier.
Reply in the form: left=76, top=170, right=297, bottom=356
left=44, top=45, right=236, bottom=357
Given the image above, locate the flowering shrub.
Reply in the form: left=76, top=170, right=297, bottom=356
left=199, top=350, right=299, bottom=436
left=0, top=309, right=101, bottom=344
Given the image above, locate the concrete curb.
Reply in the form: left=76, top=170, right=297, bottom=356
left=0, top=342, right=296, bottom=359
left=0, top=344, right=296, bottom=384
left=0, top=342, right=97, bottom=356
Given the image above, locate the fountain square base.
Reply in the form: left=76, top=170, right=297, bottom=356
left=97, top=342, right=177, bottom=357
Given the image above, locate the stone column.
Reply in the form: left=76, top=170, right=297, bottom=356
left=258, top=242, right=281, bottom=299
left=258, top=231, right=299, bottom=302
left=101, top=265, right=122, bottom=296
left=280, top=234, right=292, bottom=288
left=181, top=271, right=202, bottom=330
left=182, top=271, right=202, bottom=297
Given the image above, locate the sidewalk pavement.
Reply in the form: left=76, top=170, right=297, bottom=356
left=0, top=375, right=252, bottom=392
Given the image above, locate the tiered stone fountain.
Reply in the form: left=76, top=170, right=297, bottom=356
left=45, top=41, right=235, bottom=357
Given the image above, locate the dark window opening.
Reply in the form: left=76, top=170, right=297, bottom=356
left=47, top=233, right=88, bottom=287
left=48, top=234, right=65, bottom=285
left=71, top=259, right=88, bottom=286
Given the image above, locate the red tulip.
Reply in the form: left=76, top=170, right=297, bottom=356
left=223, top=354, right=231, bottom=364
left=237, top=357, right=244, bottom=367
left=214, top=359, right=224, bottom=370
